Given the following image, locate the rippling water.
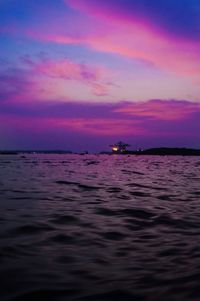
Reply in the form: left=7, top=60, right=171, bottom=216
left=0, top=154, right=200, bottom=301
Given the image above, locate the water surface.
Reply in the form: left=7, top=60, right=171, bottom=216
left=0, top=154, right=200, bottom=301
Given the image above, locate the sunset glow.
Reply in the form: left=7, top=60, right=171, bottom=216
left=0, top=0, right=200, bottom=151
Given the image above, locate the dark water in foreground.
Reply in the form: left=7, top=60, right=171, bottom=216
left=0, top=154, right=200, bottom=301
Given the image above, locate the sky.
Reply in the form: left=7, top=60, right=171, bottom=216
left=0, top=0, right=200, bottom=152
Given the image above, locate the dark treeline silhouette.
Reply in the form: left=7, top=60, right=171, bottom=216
left=1, top=147, right=200, bottom=156
left=123, top=147, right=200, bottom=156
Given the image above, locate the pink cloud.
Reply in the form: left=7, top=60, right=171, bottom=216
left=3, top=1, right=199, bottom=79
left=91, top=83, right=109, bottom=96
left=22, top=57, right=110, bottom=97
left=63, top=0, right=200, bottom=78
left=32, top=24, right=200, bottom=79
left=0, top=113, right=143, bottom=137
left=34, top=59, right=99, bottom=81
left=59, top=118, right=144, bottom=136
left=1, top=99, right=200, bottom=150
left=26, top=30, right=85, bottom=45
left=114, top=99, right=200, bottom=121
left=2, top=1, right=200, bottom=79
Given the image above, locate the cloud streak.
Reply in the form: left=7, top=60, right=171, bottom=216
left=1, top=98, right=199, bottom=134
left=27, top=57, right=110, bottom=97
left=115, top=99, right=200, bottom=121
left=65, top=0, right=200, bottom=41
left=64, top=0, right=200, bottom=77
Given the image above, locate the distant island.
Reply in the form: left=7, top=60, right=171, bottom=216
left=119, top=147, right=200, bottom=156
left=107, top=141, right=200, bottom=156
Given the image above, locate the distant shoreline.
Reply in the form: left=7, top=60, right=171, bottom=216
left=121, top=147, right=200, bottom=156
left=1, top=147, right=200, bottom=156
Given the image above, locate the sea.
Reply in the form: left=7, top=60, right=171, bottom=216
left=0, top=154, right=200, bottom=301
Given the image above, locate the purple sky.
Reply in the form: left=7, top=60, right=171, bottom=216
left=0, top=0, right=200, bottom=152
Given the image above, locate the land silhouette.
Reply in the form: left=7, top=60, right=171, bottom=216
left=1, top=147, right=200, bottom=156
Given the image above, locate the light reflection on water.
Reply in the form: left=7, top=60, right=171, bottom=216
left=0, top=154, right=200, bottom=301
